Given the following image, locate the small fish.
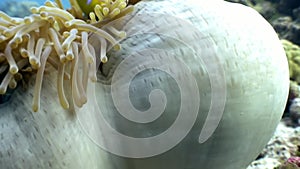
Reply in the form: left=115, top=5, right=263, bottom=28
left=86, top=0, right=92, bottom=5
left=76, top=0, right=97, bottom=14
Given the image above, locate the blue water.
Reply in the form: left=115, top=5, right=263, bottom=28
left=0, top=0, right=70, bottom=7
left=0, top=0, right=71, bottom=17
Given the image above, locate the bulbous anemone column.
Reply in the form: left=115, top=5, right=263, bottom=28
left=0, top=0, right=289, bottom=169
left=96, top=0, right=289, bottom=168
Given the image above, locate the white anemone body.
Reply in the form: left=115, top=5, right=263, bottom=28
left=0, top=0, right=289, bottom=169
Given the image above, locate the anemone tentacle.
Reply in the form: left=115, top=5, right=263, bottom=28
left=0, top=0, right=133, bottom=111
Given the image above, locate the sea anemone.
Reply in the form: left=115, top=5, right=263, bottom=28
left=0, top=0, right=291, bottom=169
left=0, top=0, right=133, bottom=112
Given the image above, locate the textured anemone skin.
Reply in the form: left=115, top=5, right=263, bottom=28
left=0, top=0, right=289, bottom=169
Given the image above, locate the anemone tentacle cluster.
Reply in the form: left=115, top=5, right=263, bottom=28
left=0, top=0, right=133, bottom=112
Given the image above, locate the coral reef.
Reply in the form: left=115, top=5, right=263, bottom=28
left=281, top=40, right=300, bottom=83
left=276, top=163, right=300, bottom=169
left=224, top=0, right=278, bottom=20
left=276, top=0, right=300, bottom=17
left=247, top=123, right=300, bottom=169
left=225, top=0, right=300, bottom=46
left=242, top=13, right=300, bottom=169
left=225, top=0, right=300, bottom=20
left=0, top=0, right=133, bottom=111
left=249, top=158, right=281, bottom=169
left=276, top=156, right=300, bottom=169
left=273, top=18, right=300, bottom=46
left=287, top=157, right=300, bottom=167
left=247, top=47, right=300, bottom=168
left=223, top=0, right=255, bottom=7
left=289, top=98, right=300, bottom=126
left=0, top=0, right=39, bottom=18
left=286, top=81, right=300, bottom=111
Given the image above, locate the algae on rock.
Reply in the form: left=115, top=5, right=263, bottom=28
left=282, top=40, right=300, bottom=83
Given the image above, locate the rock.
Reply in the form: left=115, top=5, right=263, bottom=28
left=260, top=123, right=298, bottom=161
left=272, top=16, right=293, bottom=33
left=270, top=1, right=300, bottom=45
left=253, top=1, right=277, bottom=21
left=289, top=81, right=300, bottom=101
left=277, top=162, right=300, bottom=169
left=267, top=0, right=280, bottom=3
left=289, top=98, right=300, bottom=125
left=277, top=0, right=300, bottom=16
left=293, top=7, right=300, bottom=20
left=276, top=157, right=300, bottom=169
left=223, top=0, right=254, bottom=7
left=287, top=157, right=300, bottom=167
left=225, top=0, right=300, bottom=46
left=285, top=81, right=300, bottom=118
left=248, top=122, right=300, bottom=168
left=247, top=158, right=281, bottom=169
left=272, top=16, right=289, bottom=31
left=289, top=23, right=300, bottom=45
